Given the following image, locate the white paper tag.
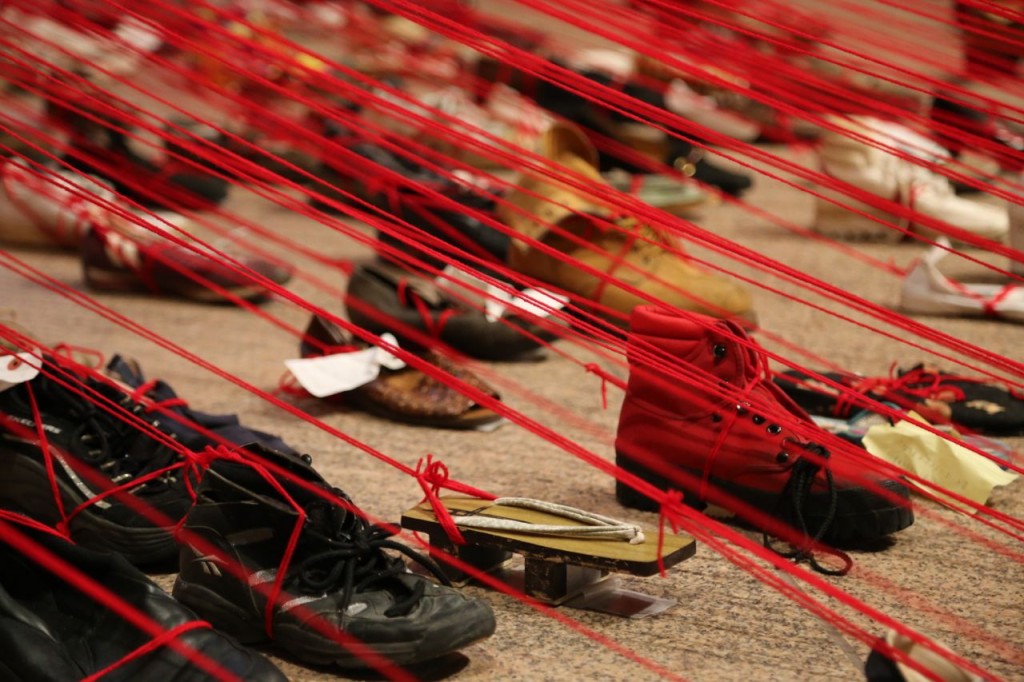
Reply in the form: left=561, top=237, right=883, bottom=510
left=0, top=349, right=41, bottom=392
left=436, top=266, right=567, bottom=323
left=285, top=334, right=405, bottom=398
left=485, top=286, right=568, bottom=323
left=506, top=288, right=569, bottom=320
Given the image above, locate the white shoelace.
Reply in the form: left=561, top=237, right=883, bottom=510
left=452, top=497, right=646, bottom=544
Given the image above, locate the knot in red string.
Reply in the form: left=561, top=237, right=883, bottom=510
left=415, top=454, right=466, bottom=546
left=584, top=363, right=609, bottom=409
left=415, top=454, right=450, bottom=499
left=655, top=490, right=689, bottom=577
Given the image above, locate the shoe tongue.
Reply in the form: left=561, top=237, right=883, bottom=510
left=304, top=496, right=357, bottom=542
left=224, top=443, right=339, bottom=509
left=103, top=354, right=144, bottom=388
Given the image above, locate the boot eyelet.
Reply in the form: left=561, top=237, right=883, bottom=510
left=712, top=344, right=727, bottom=359
left=776, top=451, right=790, bottom=463
left=752, top=415, right=765, bottom=425
left=766, top=424, right=782, bottom=435
left=735, top=404, right=747, bottom=415
left=302, top=454, right=313, bottom=464
left=710, top=413, right=723, bottom=423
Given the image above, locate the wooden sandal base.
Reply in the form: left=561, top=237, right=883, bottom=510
left=402, top=496, right=696, bottom=606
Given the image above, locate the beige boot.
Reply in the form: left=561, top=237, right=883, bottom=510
left=814, top=116, right=1008, bottom=242
left=498, top=122, right=754, bottom=326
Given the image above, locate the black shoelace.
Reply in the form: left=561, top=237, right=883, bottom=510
left=295, top=495, right=450, bottom=618
left=38, top=373, right=179, bottom=493
left=764, top=442, right=852, bottom=576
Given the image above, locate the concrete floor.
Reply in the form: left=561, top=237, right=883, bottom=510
left=1, top=1, right=1022, bottom=680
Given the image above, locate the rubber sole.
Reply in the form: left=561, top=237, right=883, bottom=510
left=173, top=580, right=495, bottom=669
left=615, top=451, right=914, bottom=545
left=0, top=447, right=179, bottom=566
left=812, top=193, right=906, bottom=243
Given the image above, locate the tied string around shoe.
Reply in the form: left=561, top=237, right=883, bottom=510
left=415, top=455, right=496, bottom=546
left=395, top=277, right=458, bottom=340
left=416, top=456, right=645, bottom=549
left=15, top=365, right=188, bottom=534
left=764, top=442, right=852, bottom=577
left=832, top=363, right=1010, bottom=423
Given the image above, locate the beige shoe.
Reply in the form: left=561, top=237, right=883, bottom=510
left=0, top=160, right=114, bottom=248
left=498, top=122, right=755, bottom=326
left=814, top=116, right=1008, bottom=242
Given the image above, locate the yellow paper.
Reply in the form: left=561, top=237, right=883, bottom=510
left=862, top=416, right=1019, bottom=514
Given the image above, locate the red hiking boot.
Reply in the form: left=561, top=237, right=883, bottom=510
left=615, top=306, right=914, bottom=547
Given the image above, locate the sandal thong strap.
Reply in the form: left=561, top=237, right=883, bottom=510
left=453, top=497, right=645, bottom=544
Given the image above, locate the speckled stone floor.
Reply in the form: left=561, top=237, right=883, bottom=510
left=1, top=1, right=1023, bottom=680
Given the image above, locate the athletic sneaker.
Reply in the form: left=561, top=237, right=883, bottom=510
left=173, top=443, right=497, bottom=668
left=0, top=350, right=191, bottom=567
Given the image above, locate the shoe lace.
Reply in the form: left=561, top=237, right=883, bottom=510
left=43, top=373, right=179, bottom=490
left=712, top=340, right=852, bottom=575
left=833, top=364, right=988, bottom=421
left=613, top=215, right=673, bottom=261
left=763, top=442, right=852, bottom=576
left=296, top=494, right=450, bottom=617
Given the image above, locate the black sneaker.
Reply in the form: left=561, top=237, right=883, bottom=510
left=0, top=352, right=191, bottom=567
left=173, top=444, right=497, bottom=669
left=0, top=513, right=287, bottom=681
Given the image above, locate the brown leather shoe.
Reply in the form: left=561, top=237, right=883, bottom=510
left=497, top=123, right=755, bottom=327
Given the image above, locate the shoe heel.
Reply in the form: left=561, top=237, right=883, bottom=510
left=812, top=191, right=905, bottom=242
left=173, top=579, right=268, bottom=644
left=614, top=450, right=706, bottom=513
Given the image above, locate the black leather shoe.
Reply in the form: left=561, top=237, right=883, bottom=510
left=345, top=261, right=562, bottom=360
left=309, top=140, right=511, bottom=271
left=0, top=514, right=287, bottom=682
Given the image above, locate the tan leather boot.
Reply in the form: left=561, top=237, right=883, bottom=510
left=497, top=122, right=755, bottom=326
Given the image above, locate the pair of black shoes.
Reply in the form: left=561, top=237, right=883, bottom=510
left=0, top=341, right=496, bottom=672
left=0, top=347, right=296, bottom=567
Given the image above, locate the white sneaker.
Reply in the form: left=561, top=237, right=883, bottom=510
left=900, top=239, right=1024, bottom=322
left=0, top=160, right=114, bottom=248
left=814, top=116, right=1009, bottom=242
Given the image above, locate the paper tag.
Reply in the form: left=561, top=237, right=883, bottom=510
left=0, top=350, right=41, bottom=392
left=506, top=288, right=569, bottom=320
left=485, top=286, right=567, bottom=323
left=285, top=334, right=405, bottom=398
left=435, top=266, right=567, bottom=323
left=862, top=413, right=1019, bottom=514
